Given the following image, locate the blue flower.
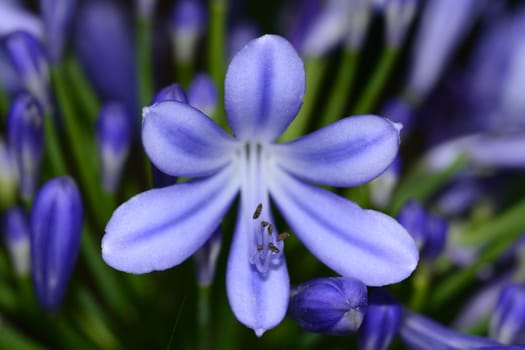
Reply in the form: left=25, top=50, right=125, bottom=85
left=102, top=34, right=418, bottom=335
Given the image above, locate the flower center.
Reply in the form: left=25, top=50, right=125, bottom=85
left=249, top=203, right=288, bottom=275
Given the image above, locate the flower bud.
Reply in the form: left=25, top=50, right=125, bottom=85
left=30, top=177, right=83, bottom=312
left=40, top=0, right=78, bottom=63
left=0, top=138, right=18, bottom=208
left=134, top=0, right=156, bottom=19
left=3, top=31, right=51, bottom=111
left=152, top=83, right=188, bottom=104
left=397, top=200, right=448, bottom=261
left=358, top=288, right=401, bottom=350
left=2, top=206, right=30, bottom=277
left=7, top=93, right=44, bottom=200
left=169, top=0, right=206, bottom=63
left=193, top=228, right=221, bottom=287
left=288, top=277, right=368, bottom=335
left=490, top=283, right=525, bottom=344
left=96, top=102, right=132, bottom=193
left=188, top=73, right=217, bottom=117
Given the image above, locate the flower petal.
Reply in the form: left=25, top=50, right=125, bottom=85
left=226, top=198, right=289, bottom=336
left=270, top=115, right=400, bottom=187
left=142, top=101, right=237, bottom=177
left=225, top=34, right=305, bottom=142
left=102, top=165, right=239, bottom=273
left=267, top=170, right=418, bottom=286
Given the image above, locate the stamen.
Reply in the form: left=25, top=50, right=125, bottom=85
left=268, top=242, right=280, bottom=253
left=276, top=232, right=290, bottom=242
left=267, top=224, right=273, bottom=235
left=261, top=220, right=269, bottom=227
left=253, top=203, right=263, bottom=219
left=257, top=244, right=263, bottom=251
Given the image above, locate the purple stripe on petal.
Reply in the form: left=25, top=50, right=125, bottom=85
left=226, top=196, right=289, bottom=336
left=271, top=115, right=399, bottom=187
left=267, top=170, right=418, bottom=286
left=225, top=35, right=305, bottom=142
left=142, top=101, right=237, bottom=177
left=102, top=165, right=239, bottom=274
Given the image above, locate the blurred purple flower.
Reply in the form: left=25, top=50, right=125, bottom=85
left=31, top=177, right=83, bottom=312
left=40, top=0, right=77, bottom=63
left=102, top=35, right=417, bottom=335
left=2, top=206, right=30, bottom=277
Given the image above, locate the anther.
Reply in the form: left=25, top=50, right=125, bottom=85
left=276, top=232, right=290, bottom=242
left=261, top=221, right=269, bottom=228
left=268, top=243, right=280, bottom=253
left=267, top=224, right=273, bottom=235
left=256, top=244, right=263, bottom=251
left=253, top=203, right=263, bottom=219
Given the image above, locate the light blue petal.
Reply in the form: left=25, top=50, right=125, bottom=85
left=226, top=196, right=289, bottom=336
left=142, top=101, right=237, bottom=177
left=225, top=34, right=305, bottom=142
left=102, top=165, right=239, bottom=273
left=267, top=170, right=418, bottom=286
left=270, top=115, right=400, bottom=187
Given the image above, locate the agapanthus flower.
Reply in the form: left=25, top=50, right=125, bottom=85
left=102, top=34, right=418, bottom=335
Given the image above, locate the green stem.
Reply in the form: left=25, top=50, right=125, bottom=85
left=280, top=57, right=328, bottom=141
left=318, top=50, right=359, bottom=128
left=63, top=57, right=100, bottom=123
left=410, top=263, right=432, bottom=311
left=208, top=0, right=227, bottom=129
left=43, top=112, right=68, bottom=176
left=197, top=286, right=211, bottom=350
left=353, top=48, right=398, bottom=115
left=136, top=16, right=154, bottom=108
left=0, top=318, right=46, bottom=350
left=0, top=86, right=8, bottom=122
left=51, top=65, right=115, bottom=226
left=430, top=197, right=525, bottom=309
left=176, top=61, right=194, bottom=88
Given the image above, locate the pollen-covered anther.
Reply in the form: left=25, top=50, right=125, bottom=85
left=268, top=242, right=280, bottom=254
left=261, top=221, right=269, bottom=227
left=276, top=232, right=290, bottom=242
left=253, top=203, right=263, bottom=219
left=267, top=224, right=273, bottom=235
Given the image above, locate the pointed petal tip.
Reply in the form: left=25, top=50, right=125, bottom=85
left=254, top=328, right=266, bottom=337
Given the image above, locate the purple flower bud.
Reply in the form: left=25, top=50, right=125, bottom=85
left=152, top=83, right=188, bottom=104
left=383, top=0, right=419, bottom=48
left=0, top=138, right=18, bottom=208
left=75, top=1, right=137, bottom=114
left=490, top=283, right=525, bottom=344
left=188, top=73, right=217, bottom=116
left=288, top=277, right=368, bottom=335
left=0, top=1, right=43, bottom=39
left=7, top=93, right=44, bottom=200
left=30, top=177, right=83, bottom=312
left=3, top=31, right=51, bottom=111
left=193, top=228, right=221, bottom=287
left=344, top=0, right=374, bottom=51
left=170, top=0, right=206, bottom=62
left=96, top=103, right=132, bottom=193
left=381, top=98, right=414, bottom=130
left=397, top=200, right=448, bottom=261
left=40, top=0, right=77, bottom=64
left=400, top=310, right=503, bottom=349
left=358, top=288, right=401, bottom=350
left=2, top=206, right=30, bottom=277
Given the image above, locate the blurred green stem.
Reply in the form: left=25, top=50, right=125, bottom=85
left=0, top=86, right=8, bottom=121
left=353, top=48, right=398, bottom=115
left=0, top=318, right=46, bottom=350
left=410, top=263, right=432, bottom=311
left=198, top=286, right=211, bottom=350
left=136, top=16, right=154, bottom=108
left=43, top=112, right=68, bottom=176
left=208, top=0, right=227, bottom=129
left=280, top=57, right=328, bottom=141
left=318, top=50, right=359, bottom=128
left=63, top=56, right=100, bottom=123
left=176, top=61, right=194, bottom=88
left=430, top=197, right=525, bottom=309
